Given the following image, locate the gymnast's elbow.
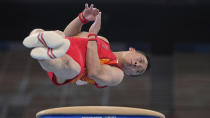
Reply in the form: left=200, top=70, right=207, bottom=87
left=87, top=64, right=104, bottom=77
left=87, top=69, right=101, bottom=80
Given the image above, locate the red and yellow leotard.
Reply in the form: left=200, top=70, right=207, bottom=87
left=47, top=36, right=121, bottom=88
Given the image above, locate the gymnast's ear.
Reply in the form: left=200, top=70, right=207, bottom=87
left=129, top=47, right=136, bottom=52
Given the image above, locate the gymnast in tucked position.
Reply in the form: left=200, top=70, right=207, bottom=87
left=23, top=4, right=150, bottom=88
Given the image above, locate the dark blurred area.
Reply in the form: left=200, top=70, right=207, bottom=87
left=0, top=0, right=210, bottom=118
left=1, top=0, right=210, bottom=51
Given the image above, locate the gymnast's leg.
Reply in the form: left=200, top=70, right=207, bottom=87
left=24, top=29, right=81, bottom=83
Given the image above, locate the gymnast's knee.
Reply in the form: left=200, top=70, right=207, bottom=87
left=54, top=30, right=65, bottom=38
left=77, top=31, right=108, bottom=40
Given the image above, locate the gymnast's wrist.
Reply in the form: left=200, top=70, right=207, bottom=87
left=88, top=33, right=97, bottom=41
left=78, top=12, right=89, bottom=24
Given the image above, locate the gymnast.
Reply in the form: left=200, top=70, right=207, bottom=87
left=23, top=3, right=150, bottom=88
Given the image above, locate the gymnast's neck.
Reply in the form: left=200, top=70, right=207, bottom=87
left=113, top=51, right=128, bottom=67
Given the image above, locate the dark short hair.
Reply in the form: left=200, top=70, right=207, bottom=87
left=129, top=50, right=151, bottom=77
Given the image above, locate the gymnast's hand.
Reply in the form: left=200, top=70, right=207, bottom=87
left=89, top=12, right=101, bottom=35
left=83, top=3, right=100, bottom=21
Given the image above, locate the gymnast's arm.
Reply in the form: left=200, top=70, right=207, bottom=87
left=64, top=3, right=99, bottom=37
left=86, top=43, right=124, bottom=86
left=86, top=12, right=124, bottom=86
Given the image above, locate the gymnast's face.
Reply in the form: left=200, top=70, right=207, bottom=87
left=123, top=48, right=148, bottom=77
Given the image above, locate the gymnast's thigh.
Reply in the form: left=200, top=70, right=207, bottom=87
left=53, top=54, right=81, bottom=82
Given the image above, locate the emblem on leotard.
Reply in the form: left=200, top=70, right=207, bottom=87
left=101, top=44, right=109, bottom=50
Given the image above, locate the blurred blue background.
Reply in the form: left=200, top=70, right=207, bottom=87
left=0, top=0, right=210, bottom=118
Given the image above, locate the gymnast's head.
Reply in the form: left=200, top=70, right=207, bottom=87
left=119, top=47, right=151, bottom=77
